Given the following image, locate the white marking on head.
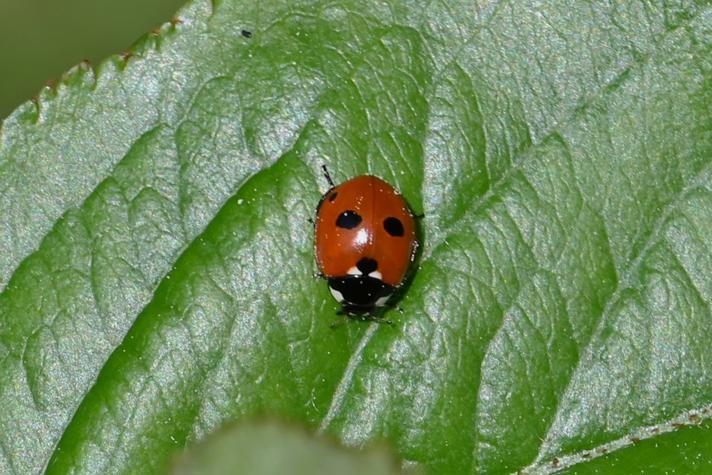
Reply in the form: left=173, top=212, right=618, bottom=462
left=369, top=270, right=382, bottom=280
left=329, top=286, right=345, bottom=302
left=375, top=295, right=390, bottom=307
left=347, top=266, right=361, bottom=276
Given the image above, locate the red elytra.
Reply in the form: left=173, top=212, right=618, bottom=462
left=315, top=173, right=418, bottom=315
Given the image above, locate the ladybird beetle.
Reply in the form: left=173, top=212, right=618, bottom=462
left=315, top=166, right=418, bottom=317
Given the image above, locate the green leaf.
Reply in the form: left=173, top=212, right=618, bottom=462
left=558, top=417, right=712, bottom=474
left=0, top=1, right=710, bottom=474
left=169, top=419, right=407, bottom=475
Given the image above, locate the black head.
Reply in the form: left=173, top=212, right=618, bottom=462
left=327, top=275, right=394, bottom=315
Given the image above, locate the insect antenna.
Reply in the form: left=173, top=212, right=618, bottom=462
left=321, top=164, right=335, bottom=187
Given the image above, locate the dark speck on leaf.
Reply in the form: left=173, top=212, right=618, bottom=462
left=241, top=30, right=253, bottom=38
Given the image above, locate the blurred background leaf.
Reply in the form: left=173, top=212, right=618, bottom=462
left=169, top=419, right=412, bottom=475
left=0, top=0, right=185, bottom=119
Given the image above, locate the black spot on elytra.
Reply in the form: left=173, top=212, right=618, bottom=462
left=336, top=210, right=361, bottom=229
left=383, top=217, right=404, bottom=236
left=356, top=257, right=378, bottom=275
left=328, top=192, right=338, bottom=202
